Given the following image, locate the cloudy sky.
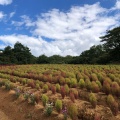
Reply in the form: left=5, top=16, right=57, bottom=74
left=0, top=0, right=120, bottom=56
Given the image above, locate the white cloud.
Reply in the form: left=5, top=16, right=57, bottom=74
left=0, top=0, right=12, bottom=5
left=20, top=15, right=35, bottom=27
left=11, top=15, right=35, bottom=29
left=0, top=11, right=5, bottom=19
left=11, top=21, right=24, bottom=26
left=9, top=12, right=15, bottom=18
left=115, top=0, right=120, bottom=9
left=1, top=1, right=120, bottom=56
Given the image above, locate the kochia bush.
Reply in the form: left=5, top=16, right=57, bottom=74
left=42, top=94, right=49, bottom=106
left=89, top=93, right=97, bottom=108
left=43, top=84, right=49, bottom=93
left=56, top=83, right=60, bottom=92
left=61, top=86, right=65, bottom=99
left=79, top=79, right=85, bottom=89
left=64, top=84, right=70, bottom=95
left=55, top=99, right=62, bottom=113
left=70, top=78, right=77, bottom=88
left=67, top=102, right=78, bottom=120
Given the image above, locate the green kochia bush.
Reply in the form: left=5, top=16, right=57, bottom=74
left=107, top=94, right=115, bottom=106
left=85, top=79, right=92, bottom=91
left=107, top=94, right=119, bottom=116
left=55, top=99, right=62, bottom=113
left=42, top=94, right=49, bottom=106
left=89, top=93, right=97, bottom=108
left=67, top=102, right=78, bottom=120
left=5, top=81, right=14, bottom=90
left=70, top=78, right=77, bottom=88
left=59, top=77, right=65, bottom=85
left=43, top=84, right=49, bottom=93
left=64, top=84, right=70, bottom=95
left=91, top=73, right=98, bottom=81
left=56, top=83, right=60, bottom=92
left=79, top=79, right=85, bottom=89
left=96, top=80, right=102, bottom=90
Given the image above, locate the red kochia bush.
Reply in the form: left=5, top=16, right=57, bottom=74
left=70, top=92, right=75, bottom=103
left=61, top=86, right=65, bottom=99
left=28, top=81, right=35, bottom=88
left=51, top=85, right=56, bottom=94
left=103, top=81, right=111, bottom=95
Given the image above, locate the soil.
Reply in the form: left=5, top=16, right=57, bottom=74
left=0, top=86, right=120, bottom=120
left=0, top=88, right=62, bottom=120
left=0, top=110, right=11, bottom=120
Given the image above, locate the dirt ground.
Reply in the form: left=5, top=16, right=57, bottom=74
left=0, top=88, right=26, bottom=120
left=0, top=87, right=120, bottom=120
left=0, top=110, right=11, bottom=120
left=0, top=88, right=62, bottom=120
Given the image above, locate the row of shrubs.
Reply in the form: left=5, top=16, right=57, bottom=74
left=0, top=77, right=119, bottom=117
left=1, top=70, right=120, bottom=98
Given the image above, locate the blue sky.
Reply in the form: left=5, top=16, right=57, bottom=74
left=0, top=0, right=120, bottom=56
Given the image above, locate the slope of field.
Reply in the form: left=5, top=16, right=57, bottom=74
left=0, top=65, right=120, bottom=120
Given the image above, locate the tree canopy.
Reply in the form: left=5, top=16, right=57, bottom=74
left=100, top=26, right=120, bottom=63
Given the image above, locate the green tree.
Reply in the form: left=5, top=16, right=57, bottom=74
left=37, top=54, right=48, bottom=64
left=100, top=26, right=120, bottom=63
left=78, top=45, right=105, bottom=64
left=48, top=55, right=65, bottom=64
left=13, top=42, right=33, bottom=64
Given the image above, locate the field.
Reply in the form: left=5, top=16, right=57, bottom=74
left=0, top=64, right=120, bottom=120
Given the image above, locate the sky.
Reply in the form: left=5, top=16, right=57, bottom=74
left=0, top=0, right=120, bottom=57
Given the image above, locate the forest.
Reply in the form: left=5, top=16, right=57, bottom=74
left=0, top=26, right=120, bottom=65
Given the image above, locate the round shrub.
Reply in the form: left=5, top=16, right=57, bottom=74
left=55, top=99, right=62, bottom=113
left=61, top=86, right=65, bottom=99
left=56, top=83, right=60, bottom=92
left=103, top=81, right=111, bottom=95
left=64, top=84, right=70, bottom=95
left=67, top=102, right=78, bottom=120
left=51, top=85, right=56, bottom=94
left=65, top=78, right=71, bottom=86
left=39, top=81, right=44, bottom=88
left=107, top=94, right=118, bottom=115
left=85, top=79, right=92, bottom=91
left=89, top=93, right=97, bottom=108
left=111, top=82, right=119, bottom=96
left=96, top=80, right=102, bottom=90
left=27, top=80, right=35, bottom=88
left=36, top=83, right=40, bottom=90
left=91, top=73, right=98, bottom=81
left=76, top=72, right=83, bottom=81
left=59, top=77, right=65, bottom=85
left=91, top=81, right=100, bottom=93
left=70, top=78, right=77, bottom=88
left=72, top=89, right=78, bottom=99
left=42, top=94, right=49, bottom=106
left=79, top=79, right=85, bottom=89
left=107, top=94, right=115, bottom=106
left=112, top=101, right=119, bottom=116
left=22, top=79, right=27, bottom=85
left=43, top=84, right=49, bottom=93
left=70, top=92, right=75, bottom=103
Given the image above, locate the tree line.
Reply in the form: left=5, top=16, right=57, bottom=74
left=0, top=26, right=120, bottom=64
